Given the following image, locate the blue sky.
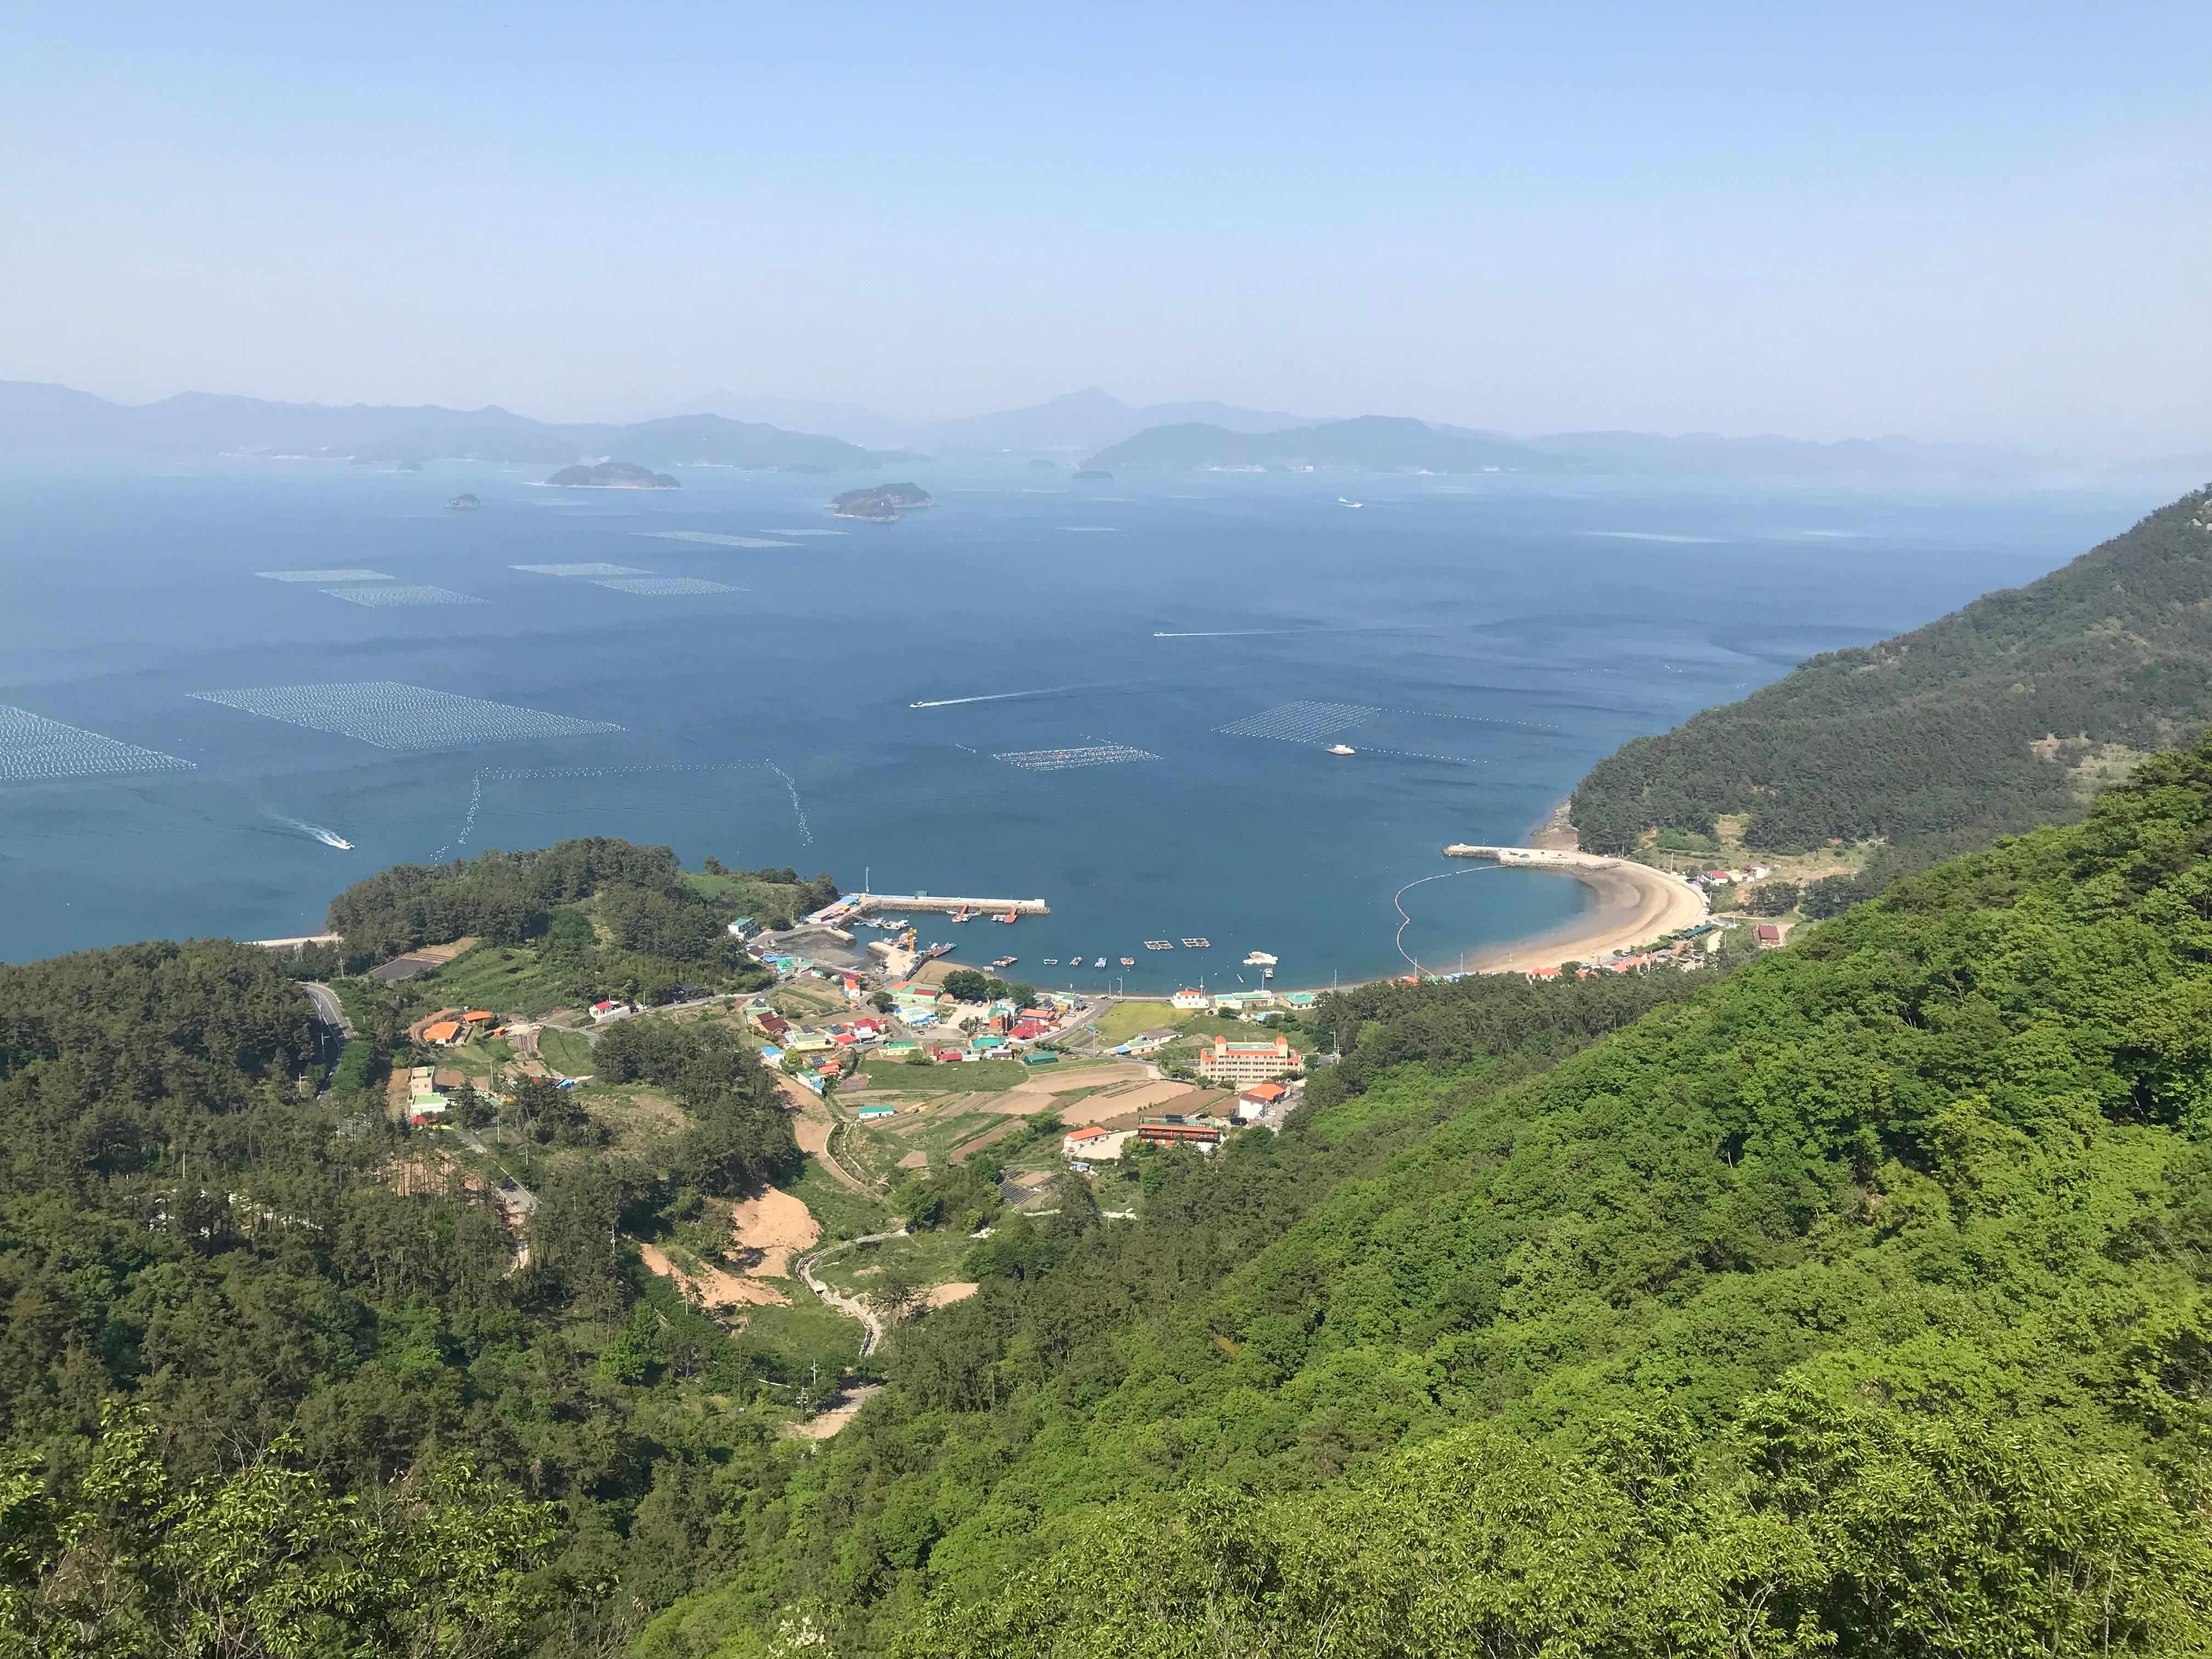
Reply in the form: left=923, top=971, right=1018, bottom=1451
left=3, top=3, right=2207, bottom=445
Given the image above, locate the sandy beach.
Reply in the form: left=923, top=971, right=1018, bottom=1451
left=1460, top=850, right=1708, bottom=974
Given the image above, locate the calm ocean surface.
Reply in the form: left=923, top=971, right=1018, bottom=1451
left=0, top=453, right=2183, bottom=988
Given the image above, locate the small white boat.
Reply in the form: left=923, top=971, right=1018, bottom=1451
left=1094, top=956, right=1107, bottom=968
left=1327, top=743, right=1356, bottom=756
left=1338, top=497, right=1363, bottom=507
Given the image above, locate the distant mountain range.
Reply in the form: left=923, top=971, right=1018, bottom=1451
left=0, top=382, right=905, bottom=472
left=1082, top=414, right=2034, bottom=478
left=7, top=377, right=2181, bottom=480
left=658, top=386, right=1324, bottom=454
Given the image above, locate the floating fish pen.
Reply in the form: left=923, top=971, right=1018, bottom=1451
left=189, top=682, right=624, bottom=752
left=591, top=576, right=741, bottom=595
left=324, top=585, right=486, bottom=607
left=1144, top=940, right=1174, bottom=950
left=994, top=744, right=1160, bottom=771
left=1180, top=937, right=1211, bottom=948
left=0, top=706, right=193, bottom=782
left=1214, top=701, right=1379, bottom=743
left=511, top=562, right=652, bottom=577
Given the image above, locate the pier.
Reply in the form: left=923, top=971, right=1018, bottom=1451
left=820, top=893, right=1052, bottom=918
left=1442, top=844, right=1587, bottom=866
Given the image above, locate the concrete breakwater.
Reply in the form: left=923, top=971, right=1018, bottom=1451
left=848, top=894, right=1051, bottom=916
left=1442, top=844, right=1594, bottom=867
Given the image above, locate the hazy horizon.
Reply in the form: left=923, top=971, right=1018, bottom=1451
left=3, top=5, right=2207, bottom=451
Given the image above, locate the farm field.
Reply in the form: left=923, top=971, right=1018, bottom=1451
left=537, top=1027, right=595, bottom=1076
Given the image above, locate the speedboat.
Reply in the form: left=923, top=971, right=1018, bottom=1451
left=1094, top=957, right=1107, bottom=968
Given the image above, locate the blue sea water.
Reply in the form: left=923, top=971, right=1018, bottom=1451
left=0, top=452, right=2185, bottom=988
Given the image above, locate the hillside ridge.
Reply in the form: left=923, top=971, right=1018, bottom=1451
left=1571, top=482, right=2212, bottom=866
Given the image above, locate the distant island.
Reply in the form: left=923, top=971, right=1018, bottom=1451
left=1072, top=468, right=1111, bottom=481
left=829, top=482, right=933, bottom=521
left=541, top=461, right=680, bottom=490
left=445, top=493, right=481, bottom=510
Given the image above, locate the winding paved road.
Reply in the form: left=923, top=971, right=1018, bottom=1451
left=297, top=981, right=354, bottom=1079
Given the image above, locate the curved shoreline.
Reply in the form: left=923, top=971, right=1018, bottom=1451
left=1458, top=852, right=1708, bottom=974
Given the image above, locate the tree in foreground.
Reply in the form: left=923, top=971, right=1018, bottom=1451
left=0, top=1404, right=554, bottom=1657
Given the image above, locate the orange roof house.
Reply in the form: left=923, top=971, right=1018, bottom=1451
left=421, top=1020, right=462, bottom=1044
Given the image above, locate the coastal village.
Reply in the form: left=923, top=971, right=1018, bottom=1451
left=304, top=832, right=1802, bottom=1442
left=329, top=878, right=1333, bottom=1427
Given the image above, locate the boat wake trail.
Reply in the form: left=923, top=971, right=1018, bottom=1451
left=909, top=682, right=1113, bottom=709
left=275, top=815, right=353, bottom=850
left=769, top=763, right=813, bottom=845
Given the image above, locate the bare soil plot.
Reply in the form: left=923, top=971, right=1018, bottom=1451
left=372, top=937, right=481, bottom=982
left=782, top=1383, right=885, bottom=1441
left=896, top=1149, right=928, bottom=1169
left=927, top=1282, right=978, bottom=1308
left=1058, top=1078, right=1197, bottom=1118
left=730, top=1185, right=820, bottom=1277
left=637, top=1240, right=788, bottom=1309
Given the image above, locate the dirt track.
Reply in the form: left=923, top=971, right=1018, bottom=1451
left=777, top=1076, right=873, bottom=1193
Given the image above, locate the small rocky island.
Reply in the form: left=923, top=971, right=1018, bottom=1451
left=541, top=460, right=680, bottom=490
left=828, top=482, right=934, bottom=521
left=1073, top=468, right=1112, bottom=481
left=445, top=493, right=482, bottom=510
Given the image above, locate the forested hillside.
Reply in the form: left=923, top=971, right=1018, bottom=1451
left=14, top=755, right=2212, bottom=1654
left=640, top=737, right=2212, bottom=1657
left=325, top=837, right=837, bottom=1002
left=0, top=935, right=806, bottom=1654
left=1571, top=483, right=2212, bottom=870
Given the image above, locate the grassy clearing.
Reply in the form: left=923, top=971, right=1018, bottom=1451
left=678, top=870, right=811, bottom=924
left=790, top=1159, right=890, bottom=1243
left=855, top=1054, right=1034, bottom=1091
left=770, top=984, right=846, bottom=1019
left=405, top=944, right=576, bottom=1019
left=735, top=1289, right=866, bottom=1381
left=814, top=1229, right=973, bottom=1298
left=1091, top=1001, right=1182, bottom=1043
left=585, top=1086, right=689, bottom=1158
left=537, top=1028, right=594, bottom=1077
